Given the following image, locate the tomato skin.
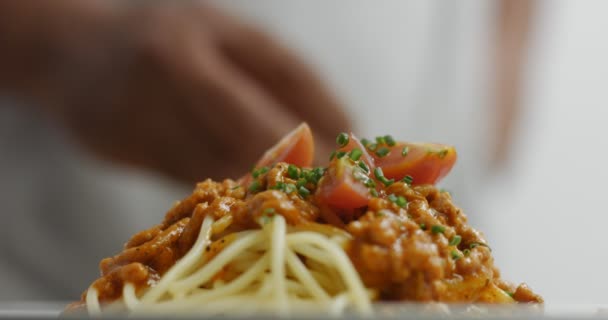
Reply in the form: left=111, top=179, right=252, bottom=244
left=255, top=123, right=314, bottom=168
left=337, top=133, right=375, bottom=169
left=239, top=123, right=314, bottom=184
left=316, top=157, right=370, bottom=209
left=374, top=142, right=457, bottom=185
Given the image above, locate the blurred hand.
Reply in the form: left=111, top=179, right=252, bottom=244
left=26, top=1, right=350, bottom=183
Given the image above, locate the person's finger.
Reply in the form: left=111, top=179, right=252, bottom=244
left=173, top=35, right=306, bottom=176
left=198, top=6, right=351, bottom=149
left=222, top=27, right=350, bottom=137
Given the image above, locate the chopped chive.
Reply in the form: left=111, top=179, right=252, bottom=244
left=336, top=151, right=347, bottom=159
left=287, top=164, right=300, bottom=179
left=401, top=175, right=414, bottom=185
left=463, top=249, right=471, bottom=256
left=231, top=185, right=241, bottom=190
left=449, top=235, right=462, bottom=246
left=374, top=167, right=394, bottom=186
left=301, top=169, right=313, bottom=182
left=373, top=167, right=384, bottom=180
left=284, top=183, right=296, bottom=194
left=384, top=135, right=396, bottom=146
left=296, top=178, right=307, bottom=188
left=387, top=194, right=398, bottom=203
left=361, top=138, right=371, bottom=147
left=364, top=179, right=376, bottom=188
left=248, top=181, right=262, bottom=193
left=375, top=136, right=386, bottom=145
left=271, top=181, right=286, bottom=191
left=437, top=149, right=449, bottom=159
left=431, top=225, right=446, bottom=234
left=336, top=132, right=349, bottom=147
left=375, top=147, right=390, bottom=158
left=367, top=143, right=378, bottom=151
left=298, top=186, right=310, bottom=197
left=329, top=150, right=337, bottom=161
left=469, top=242, right=492, bottom=251
left=370, top=189, right=379, bottom=197
left=420, top=223, right=427, bottom=230
left=507, top=291, right=515, bottom=298
left=401, top=146, right=409, bottom=157
left=382, top=178, right=395, bottom=187
left=349, top=148, right=363, bottom=161
left=252, top=166, right=269, bottom=178
left=358, top=161, right=370, bottom=174
left=312, top=167, right=325, bottom=183
left=451, top=250, right=462, bottom=261
left=263, top=207, right=276, bottom=215
left=396, top=196, right=407, bottom=208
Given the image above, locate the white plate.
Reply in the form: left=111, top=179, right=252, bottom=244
left=1, top=302, right=607, bottom=319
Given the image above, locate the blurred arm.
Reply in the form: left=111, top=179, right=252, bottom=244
left=0, top=0, right=119, bottom=104
left=491, top=0, right=535, bottom=168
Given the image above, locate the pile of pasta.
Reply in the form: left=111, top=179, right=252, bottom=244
left=68, top=124, right=542, bottom=317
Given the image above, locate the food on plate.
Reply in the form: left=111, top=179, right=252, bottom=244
left=67, top=123, right=542, bottom=316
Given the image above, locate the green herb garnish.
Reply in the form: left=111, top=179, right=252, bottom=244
left=431, top=225, right=445, bottom=234
left=296, top=178, right=307, bottom=188
left=252, top=166, right=269, bottom=178
left=336, top=132, right=349, bottom=147
left=401, top=175, right=414, bottom=185
left=284, top=183, right=296, bottom=194
left=298, top=186, right=310, bottom=197
left=329, top=150, right=337, bottom=161
left=449, top=235, right=462, bottom=246
left=469, top=242, right=492, bottom=251
left=358, top=161, right=370, bottom=174
left=361, top=138, right=371, bottom=147
left=395, top=196, right=407, bottom=208
left=287, top=164, right=300, bottom=179
left=401, top=146, right=409, bottom=157
left=375, top=147, right=390, bottom=158
left=451, top=250, right=462, bottom=261
left=384, top=135, right=396, bottom=146
left=249, top=181, right=262, bottom=193
left=364, top=179, right=376, bottom=188
left=387, top=194, right=398, bottom=203
left=374, top=167, right=394, bottom=186
left=349, top=148, right=363, bottom=161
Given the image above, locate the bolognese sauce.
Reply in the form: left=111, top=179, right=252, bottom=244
left=68, top=124, right=542, bottom=312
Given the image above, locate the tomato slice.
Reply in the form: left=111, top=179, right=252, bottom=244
left=337, top=133, right=375, bottom=170
left=373, top=142, right=457, bottom=185
left=316, top=157, right=370, bottom=209
left=255, top=122, right=314, bottom=168
left=240, top=123, right=314, bottom=184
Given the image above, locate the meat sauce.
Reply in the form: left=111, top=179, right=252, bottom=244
left=68, top=162, right=541, bottom=310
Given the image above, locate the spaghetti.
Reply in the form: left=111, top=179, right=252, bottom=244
left=68, top=126, right=542, bottom=316
left=85, top=215, right=372, bottom=317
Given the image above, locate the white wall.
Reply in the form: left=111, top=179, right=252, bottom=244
left=219, top=0, right=608, bottom=304
left=478, top=0, right=608, bottom=304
